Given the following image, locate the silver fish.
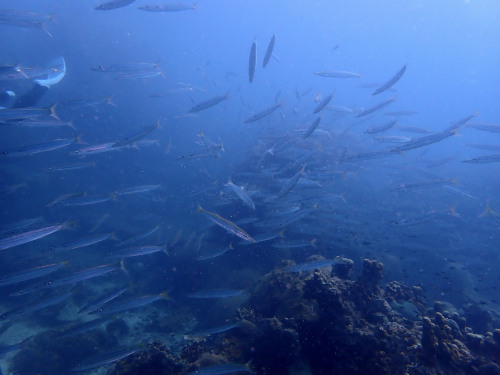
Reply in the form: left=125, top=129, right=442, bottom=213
left=95, top=0, right=136, bottom=10
left=249, top=39, right=257, bottom=82
left=263, top=34, right=275, bottom=68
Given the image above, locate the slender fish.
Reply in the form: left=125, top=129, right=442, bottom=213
left=0, top=223, right=66, bottom=251
left=79, top=286, right=128, bottom=314
left=463, top=154, right=500, bottom=164
left=226, top=179, right=255, bottom=210
left=263, top=34, right=275, bottom=68
left=286, top=259, right=339, bottom=273
left=72, top=347, right=139, bottom=372
left=302, top=116, right=321, bottom=139
left=372, top=63, right=407, bottom=95
left=119, top=225, right=160, bottom=247
left=112, top=121, right=160, bottom=148
left=244, top=103, right=282, bottom=123
left=249, top=39, right=257, bottom=82
left=364, top=120, right=397, bottom=134
left=313, top=92, right=334, bottom=114
left=197, top=205, right=256, bottom=242
left=189, top=93, right=229, bottom=113
left=93, top=293, right=168, bottom=316
left=138, top=3, right=197, bottom=12
left=188, top=289, right=246, bottom=299
left=356, top=98, right=396, bottom=118
left=95, top=0, right=136, bottom=10
left=314, top=70, right=361, bottom=78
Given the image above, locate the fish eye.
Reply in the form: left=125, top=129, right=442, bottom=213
left=2, top=151, right=7, bottom=155
left=46, top=281, right=52, bottom=286
left=98, top=307, right=103, bottom=313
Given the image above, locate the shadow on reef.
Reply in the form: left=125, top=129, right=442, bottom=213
left=11, top=257, right=500, bottom=375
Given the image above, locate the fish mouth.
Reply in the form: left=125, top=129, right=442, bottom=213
left=34, top=56, right=66, bottom=88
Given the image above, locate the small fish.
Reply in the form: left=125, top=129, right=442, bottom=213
left=92, top=62, right=159, bottom=72
left=272, top=239, right=316, bottom=249
left=189, top=93, right=229, bottom=113
left=0, top=223, right=67, bottom=251
left=2, top=137, right=78, bottom=158
left=195, top=244, right=233, bottom=261
left=463, top=154, right=500, bottom=164
left=278, top=166, right=305, bottom=198
left=49, top=232, right=116, bottom=252
left=340, top=150, right=394, bottom=162
left=13, top=119, right=75, bottom=129
left=0, top=105, right=58, bottom=121
left=372, top=63, right=407, bottom=95
left=286, top=259, right=339, bottom=272
left=364, top=120, right=397, bottom=134
left=61, top=195, right=112, bottom=206
left=249, top=38, right=257, bottom=82
left=313, top=92, right=334, bottom=114
left=119, top=225, right=160, bottom=247
left=184, top=323, right=239, bottom=339
left=188, top=288, right=246, bottom=299
left=93, top=293, right=168, bottom=316
left=188, top=362, right=254, bottom=375
left=95, top=0, right=136, bottom=10
left=467, top=122, right=500, bottom=133
left=391, top=128, right=457, bottom=153
left=111, top=245, right=168, bottom=259
left=374, top=135, right=411, bottom=143
left=47, top=162, right=94, bottom=172
left=0, top=216, right=40, bottom=236
left=262, top=34, right=275, bottom=68
left=138, top=2, right=197, bottom=12
left=383, top=110, right=417, bottom=116
left=225, top=179, right=255, bottom=210
left=302, top=116, right=321, bottom=139
left=356, top=98, right=396, bottom=118
left=244, top=102, right=282, bottom=123
left=197, top=205, right=256, bottom=242
left=73, top=142, right=119, bottom=156
left=59, top=97, right=115, bottom=108
left=115, top=70, right=162, bottom=80
left=115, top=184, right=161, bottom=196
left=314, top=70, right=361, bottom=78
left=393, top=178, right=457, bottom=192
left=39, top=264, right=122, bottom=290
left=72, top=347, right=139, bottom=372
left=79, top=286, right=128, bottom=314
left=177, top=142, right=224, bottom=161
left=391, top=210, right=456, bottom=227
left=0, top=9, right=53, bottom=37
left=0, top=262, right=67, bottom=287
left=112, top=120, right=160, bottom=148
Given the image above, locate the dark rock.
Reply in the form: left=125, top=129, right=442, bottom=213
left=359, top=258, right=384, bottom=285
left=110, top=341, right=183, bottom=375
left=332, top=257, right=354, bottom=279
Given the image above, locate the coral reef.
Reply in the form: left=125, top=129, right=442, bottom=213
left=12, top=257, right=500, bottom=375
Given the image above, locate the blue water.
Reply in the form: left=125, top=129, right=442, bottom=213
left=0, top=0, right=499, bottom=373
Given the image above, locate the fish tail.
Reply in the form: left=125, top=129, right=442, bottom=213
left=41, top=22, right=53, bottom=38
left=106, top=97, right=117, bottom=107
left=119, top=259, right=129, bottom=276
left=49, top=103, right=60, bottom=120
left=161, top=244, right=169, bottom=256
